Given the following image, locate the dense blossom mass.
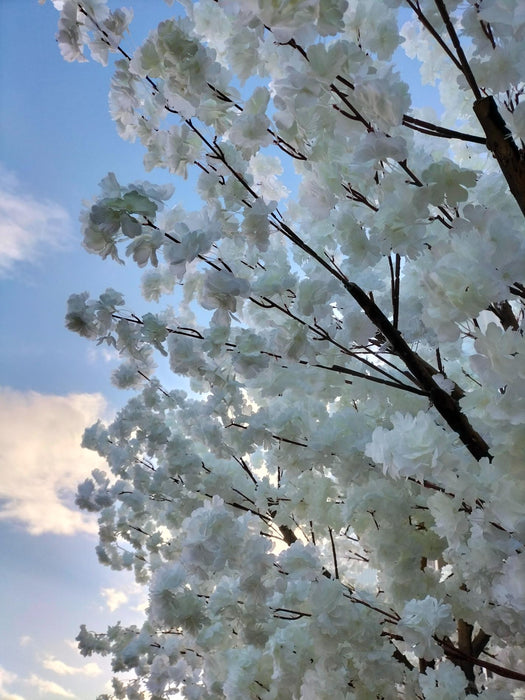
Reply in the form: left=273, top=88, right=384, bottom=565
left=47, top=0, right=525, bottom=697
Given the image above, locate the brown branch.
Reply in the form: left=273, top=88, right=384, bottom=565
left=471, top=629, right=491, bottom=658
left=136, top=370, right=170, bottom=397
left=456, top=620, right=477, bottom=692
left=397, top=160, right=454, bottom=224
left=84, top=2, right=491, bottom=465
left=480, top=19, right=496, bottom=50
left=440, top=638, right=525, bottom=683
left=402, top=114, right=485, bottom=144
left=433, top=0, right=482, bottom=100
left=279, top=524, right=297, bottom=546
left=388, top=253, right=401, bottom=329
left=227, top=421, right=308, bottom=448
left=487, top=300, right=519, bottom=331
left=254, top=295, right=421, bottom=392
left=331, top=84, right=373, bottom=131
left=334, top=76, right=484, bottom=144
left=339, top=281, right=491, bottom=462
left=342, top=182, right=379, bottom=211
left=272, top=607, right=311, bottom=620
left=474, top=96, right=525, bottom=218
left=323, top=363, right=428, bottom=396
left=405, top=0, right=463, bottom=72
left=407, top=0, right=525, bottom=218
left=509, top=282, right=525, bottom=299
left=233, top=455, right=258, bottom=485
left=268, top=129, right=308, bottom=160
left=208, top=77, right=308, bottom=161
left=344, top=591, right=401, bottom=623
left=328, top=527, right=339, bottom=579
left=392, top=647, right=414, bottom=670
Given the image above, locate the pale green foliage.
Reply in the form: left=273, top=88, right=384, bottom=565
left=50, top=0, right=525, bottom=697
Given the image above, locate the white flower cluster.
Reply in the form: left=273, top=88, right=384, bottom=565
left=50, top=0, right=525, bottom=697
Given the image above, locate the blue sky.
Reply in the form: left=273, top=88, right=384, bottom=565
left=0, top=2, right=182, bottom=698
left=0, top=2, right=441, bottom=698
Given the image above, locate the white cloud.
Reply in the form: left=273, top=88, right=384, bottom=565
left=42, top=656, right=102, bottom=678
left=87, top=344, right=119, bottom=366
left=53, top=1, right=65, bottom=7
left=28, top=675, right=75, bottom=698
left=133, top=597, right=149, bottom=614
left=100, top=580, right=148, bottom=616
left=38, top=0, right=65, bottom=9
left=0, top=666, right=26, bottom=700
left=101, top=587, right=129, bottom=612
left=0, top=666, right=18, bottom=693
left=0, top=387, right=110, bottom=535
left=0, top=165, right=72, bottom=277
left=19, top=636, right=32, bottom=647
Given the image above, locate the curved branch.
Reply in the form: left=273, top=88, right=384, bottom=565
left=408, top=0, right=525, bottom=218
left=339, top=281, right=491, bottom=462
left=433, top=0, right=482, bottom=101
left=86, top=1, right=492, bottom=465
left=440, top=638, right=525, bottom=683
left=402, top=114, right=486, bottom=145
left=405, top=0, right=462, bottom=72
left=474, top=96, right=525, bottom=218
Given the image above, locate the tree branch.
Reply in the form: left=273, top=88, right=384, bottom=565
left=474, top=96, right=525, bottom=218
left=433, top=0, right=482, bottom=101
left=405, top=0, right=463, bottom=72
left=328, top=527, right=339, bottom=579
left=408, top=0, right=525, bottom=218
left=440, top=638, right=525, bottom=683
left=338, top=280, right=492, bottom=462
left=402, top=114, right=485, bottom=145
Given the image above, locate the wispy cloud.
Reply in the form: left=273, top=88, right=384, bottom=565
left=0, top=666, right=26, bottom=700
left=100, top=580, right=148, bottom=615
left=38, top=0, right=65, bottom=9
left=1, top=657, right=102, bottom=699
left=0, top=666, right=17, bottom=687
left=101, top=587, right=129, bottom=612
left=0, top=666, right=18, bottom=696
left=28, top=674, right=75, bottom=698
left=42, top=656, right=102, bottom=678
left=87, top=344, right=119, bottom=366
left=0, top=164, right=72, bottom=278
left=0, top=388, right=110, bottom=535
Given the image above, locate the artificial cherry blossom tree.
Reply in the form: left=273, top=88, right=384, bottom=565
left=48, top=0, right=525, bottom=697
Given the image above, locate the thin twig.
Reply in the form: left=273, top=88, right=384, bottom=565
left=433, top=0, right=482, bottom=100
left=402, top=114, right=485, bottom=144
left=328, top=527, right=339, bottom=579
left=81, top=1, right=491, bottom=465
left=388, top=253, right=400, bottom=330
left=405, top=0, right=463, bottom=71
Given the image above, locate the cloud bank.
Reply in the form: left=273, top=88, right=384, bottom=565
left=28, top=674, right=75, bottom=698
left=0, top=666, right=25, bottom=700
left=42, top=656, right=102, bottom=678
left=101, top=587, right=129, bottom=612
left=0, top=165, right=72, bottom=277
left=0, top=388, right=110, bottom=535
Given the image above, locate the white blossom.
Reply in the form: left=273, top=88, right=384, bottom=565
left=398, top=596, right=455, bottom=660
left=48, top=0, right=525, bottom=696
